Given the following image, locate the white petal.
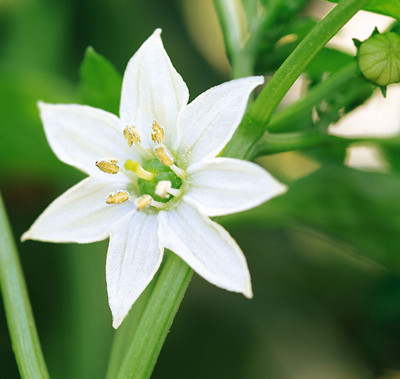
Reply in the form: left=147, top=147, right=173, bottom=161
left=186, top=157, right=287, bottom=217
left=39, top=102, right=133, bottom=176
left=120, top=29, right=189, bottom=149
left=175, top=76, right=264, bottom=167
left=21, top=177, right=133, bottom=243
left=106, top=211, right=162, bottom=329
left=158, top=200, right=252, bottom=297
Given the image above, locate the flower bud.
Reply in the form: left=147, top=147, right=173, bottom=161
left=357, top=31, right=400, bottom=87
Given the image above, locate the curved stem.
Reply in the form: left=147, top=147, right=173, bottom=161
left=249, top=130, right=328, bottom=157
left=223, top=0, right=370, bottom=159
left=0, top=193, right=49, bottom=379
left=267, top=62, right=359, bottom=132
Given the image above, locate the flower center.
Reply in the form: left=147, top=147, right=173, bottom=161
left=96, top=120, right=185, bottom=210
left=137, top=159, right=182, bottom=203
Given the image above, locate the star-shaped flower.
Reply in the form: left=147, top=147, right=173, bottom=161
left=22, top=29, right=286, bottom=328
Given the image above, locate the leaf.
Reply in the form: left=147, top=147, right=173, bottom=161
left=305, top=48, right=354, bottom=80
left=223, top=163, right=400, bottom=273
left=327, top=0, right=400, bottom=20
left=79, top=47, right=122, bottom=115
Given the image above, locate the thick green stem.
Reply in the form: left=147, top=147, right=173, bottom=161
left=0, top=193, right=49, bottom=379
left=223, top=0, right=370, bottom=159
left=116, top=252, right=193, bottom=379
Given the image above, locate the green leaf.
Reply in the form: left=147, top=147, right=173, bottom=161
left=79, top=47, right=122, bottom=115
left=327, top=0, right=400, bottom=20
left=225, top=164, right=400, bottom=272
left=0, top=194, right=50, bottom=378
left=306, top=47, right=354, bottom=79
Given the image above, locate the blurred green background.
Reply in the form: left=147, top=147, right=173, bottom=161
left=2, top=0, right=400, bottom=378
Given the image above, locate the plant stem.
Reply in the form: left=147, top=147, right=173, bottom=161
left=267, top=62, right=359, bottom=132
left=116, top=251, right=193, bottom=379
left=223, top=0, right=370, bottom=159
left=0, top=193, right=49, bottom=379
left=249, top=129, right=328, bottom=157
left=106, top=273, right=158, bottom=379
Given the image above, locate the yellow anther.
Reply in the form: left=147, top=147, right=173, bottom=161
left=136, top=194, right=153, bottom=210
left=154, top=145, right=174, bottom=166
left=151, top=120, right=164, bottom=143
left=106, top=190, right=129, bottom=204
left=155, top=180, right=171, bottom=199
left=95, top=159, right=119, bottom=174
left=124, top=160, right=155, bottom=181
left=123, top=125, right=142, bottom=146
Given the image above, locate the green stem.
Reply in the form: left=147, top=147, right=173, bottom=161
left=267, top=62, right=359, bottom=132
left=106, top=273, right=158, bottom=379
left=0, top=193, right=49, bottom=379
left=213, top=0, right=243, bottom=62
left=116, top=251, right=193, bottom=379
left=223, top=0, right=370, bottom=159
left=249, top=130, right=328, bottom=157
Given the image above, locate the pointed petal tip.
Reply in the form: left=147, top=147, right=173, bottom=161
left=37, top=100, right=47, bottom=111
left=112, top=317, right=123, bottom=329
left=20, top=230, right=30, bottom=243
left=243, top=285, right=253, bottom=299
left=277, top=182, right=289, bottom=196
left=153, top=28, right=162, bottom=36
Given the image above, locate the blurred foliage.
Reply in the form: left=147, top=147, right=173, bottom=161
left=2, top=0, right=400, bottom=379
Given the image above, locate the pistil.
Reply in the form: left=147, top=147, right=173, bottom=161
left=124, top=160, right=155, bottom=181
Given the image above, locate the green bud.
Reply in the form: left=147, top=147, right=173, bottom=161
left=357, top=31, right=400, bottom=87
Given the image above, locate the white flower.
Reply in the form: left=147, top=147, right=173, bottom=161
left=22, top=29, right=287, bottom=328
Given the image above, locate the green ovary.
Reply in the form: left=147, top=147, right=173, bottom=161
left=138, top=159, right=182, bottom=202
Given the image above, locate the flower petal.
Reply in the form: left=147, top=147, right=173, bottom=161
left=158, top=200, right=252, bottom=297
left=39, top=102, right=133, bottom=176
left=120, top=29, right=189, bottom=148
left=106, top=211, right=162, bottom=329
left=21, top=177, right=132, bottom=243
left=175, top=76, right=264, bottom=167
left=186, top=157, right=287, bottom=217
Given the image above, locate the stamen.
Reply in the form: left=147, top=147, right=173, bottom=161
left=151, top=121, right=164, bottom=143
left=124, top=160, right=155, bottom=181
left=155, top=180, right=171, bottom=199
left=150, top=200, right=166, bottom=209
left=154, top=145, right=174, bottom=166
left=123, top=125, right=141, bottom=146
left=106, top=190, right=129, bottom=204
left=167, top=187, right=182, bottom=197
left=95, top=159, right=119, bottom=174
left=170, top=164, right=185, bottom=179
left=135, top=194, right=153, bottom=210
left=123, top=125, right=154, bottom=160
